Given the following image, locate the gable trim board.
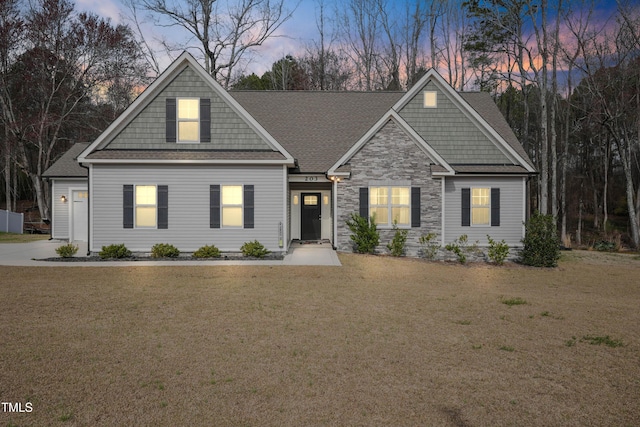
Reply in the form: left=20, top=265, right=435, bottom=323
left=328, top=111, right=455, bottom=177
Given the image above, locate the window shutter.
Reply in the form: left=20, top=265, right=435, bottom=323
left=123, top=185, right=134, bottom=228
left=158, top=185, right=168, bottom=229
left=166, top=98, right=176, bottom=142
left=200, top=98, right=211, bottom=143
left=210, top=185, right=220, bottom=228
left=359, top=188, right=369, bottom=220
left=461, top=188, right=471, bottom=227
left=411, top=187, right=421, bottom=227
left=491, top=188, right=500, bottom=226
left=244, top=185, right=254, bottom=229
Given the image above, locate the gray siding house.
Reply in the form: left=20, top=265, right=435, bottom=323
left=45, top=52, right=535, bottom=256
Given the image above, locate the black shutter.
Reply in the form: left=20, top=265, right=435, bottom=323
left=200, top=98, right=211, bottom=143
left=210, top=185, right=220, bottom=228
left=166, top=98, right=176, bottom=142
left=411, top=187, right=421, bottom=227
left=244, top=185, right=254, bottom=229
left=461, top=188, right=471, bottom=227
left=123, top=185, right=134, bottom=228
left=491, top=188, right=500, bottom=226
left=158, top=185, right=168, bottom=229
left=359, top=188, right=369, bottom=219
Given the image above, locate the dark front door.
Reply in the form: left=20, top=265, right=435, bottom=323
left=301, top=193, right=322, bottom=240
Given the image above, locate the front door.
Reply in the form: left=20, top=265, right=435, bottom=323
left=301, top=193, right=321, bottom=241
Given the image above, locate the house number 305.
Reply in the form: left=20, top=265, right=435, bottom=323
left=305, top=176, right=318, bottom=182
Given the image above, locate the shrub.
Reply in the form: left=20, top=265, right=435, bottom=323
left=99, top=243, right=132, bottom=259
left=56, top=243, right=78, bottom=258
left=593, top=240, right=617, bottom=252
left=193, top=244, right=221, bottom=258
left=346, top=213, right=380, bottom=254
left=240, top=240, right=270, bottom=258
left=386, top=221, right=408, bottom=257
left=445, top=234, right=478, bottom=264
left=519, top=212, right=560, bottom=267
left=418, top=232, right=440, bottom=260
left=487, top=235, right=510, bottom=265
left=151, top=243, right=180, bottom=258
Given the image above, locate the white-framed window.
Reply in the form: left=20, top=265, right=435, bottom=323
left=471, top=187, right=490, bottom=225
left=222, top=185, right=243, bottom=227
left=177, top=98, right=199, bottom=142
left=135, top=185, right=157, bottom=228
left=423, top=91, right=437, bottom=108
left=370, top=186, right=410, bottom=227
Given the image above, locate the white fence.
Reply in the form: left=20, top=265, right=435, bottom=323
left=1, top=209, right=23, bottom=234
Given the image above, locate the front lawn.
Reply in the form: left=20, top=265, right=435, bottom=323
left=0, top=231, right=49, bottom=243
left=1, top=252, right=638, bottom=426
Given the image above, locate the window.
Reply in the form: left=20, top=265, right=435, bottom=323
left=370, top=186, right=410, bottom=227
left=471, top=188, right=490, bottom=225
left=178, top=98, right=199, bottom=142
left=222, top=185, right=243, bottom=227
left=135, top=185, right=157, bottom=228
left=423, top=91, right=437, bottom=108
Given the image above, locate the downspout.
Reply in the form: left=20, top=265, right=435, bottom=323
left=80, top=163, right=90, bottom=256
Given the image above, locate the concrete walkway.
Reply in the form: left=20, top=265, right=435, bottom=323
left=0, top=239, right=341, bottom=267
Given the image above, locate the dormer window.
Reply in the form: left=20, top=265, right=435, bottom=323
left=423, top=91, right=437, bottom=108
left=178, top=98, right=199, bottom=142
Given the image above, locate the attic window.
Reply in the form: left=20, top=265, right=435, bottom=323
left=423, top=91, right=437, bottom=108
left=178, top=98, right=199, bottom=142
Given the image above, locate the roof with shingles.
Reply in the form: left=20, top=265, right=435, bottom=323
left=459, top=92, right=535, bottom=170
left=230, top=91, right=404, bottom=173
left=43, top=143, right=89, bottom=178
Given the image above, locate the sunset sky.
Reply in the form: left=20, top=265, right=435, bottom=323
left=73, top=0, right=623, bottom=77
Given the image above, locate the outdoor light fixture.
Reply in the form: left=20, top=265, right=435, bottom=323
left=293, top=195, right=299, bottom=205
left=60, top=195, right=67, bottom=203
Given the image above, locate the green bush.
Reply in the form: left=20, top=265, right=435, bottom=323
left=346, top=213, right=380, bottom=254
left=193, top=244, right=221, bottom=258
left=55, top=243, right=78, bottom=258
left=519, top=212, right=560, bottom=267
left=386, top=221, right=408, bottom=256
left=418, top=232, right=440, bottom=260
left=240, top=240, right=270, bottom=258
left=593, top=240, right=617, bottom=252
left=99, top=243, right=132, bottom=259
left=487, top=235, right=510, bottom=265
left=445, top=234, right=478, bottom=264
left=151, top=243, right=180, bottom=258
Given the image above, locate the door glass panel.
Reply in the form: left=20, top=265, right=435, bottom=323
left=303, top=195, right=318, bottom=206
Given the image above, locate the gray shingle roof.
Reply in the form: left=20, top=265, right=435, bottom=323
left=43, top=143, right=89, bottom=178
left=459, top=92, right=534, bottom=169
left=230, top=91, right=404, bottom=173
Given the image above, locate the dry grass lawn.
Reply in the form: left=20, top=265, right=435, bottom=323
left=0, top=232, right=49, bottom=243
left=1, top=251, right=639, bottom=426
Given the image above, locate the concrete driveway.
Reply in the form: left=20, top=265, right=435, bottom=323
left=0, top=239, right=341, bottom=267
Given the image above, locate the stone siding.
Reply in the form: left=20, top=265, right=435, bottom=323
left=336, top=119, right=442, bottom=256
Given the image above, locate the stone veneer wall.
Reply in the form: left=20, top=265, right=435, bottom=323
left=336, top=119, right=442, bottom=256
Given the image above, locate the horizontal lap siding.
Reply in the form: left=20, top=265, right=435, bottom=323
left=444, top=177, right=524, bottom=246
left=51, top=179, right=87, bottom=239
left=91, top=165, right=284, bottom=253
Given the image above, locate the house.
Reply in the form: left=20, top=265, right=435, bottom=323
left=44, top=52, right=535, bottom=257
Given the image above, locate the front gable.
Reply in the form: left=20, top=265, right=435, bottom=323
left=393, top=70, right=535, bottom=173
left=79, top=52, right=293, bottom=164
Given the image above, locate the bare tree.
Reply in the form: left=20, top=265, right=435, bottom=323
left=0, top=0, right=23, bottom=212
left=139, top=0, right=294, bottom=89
